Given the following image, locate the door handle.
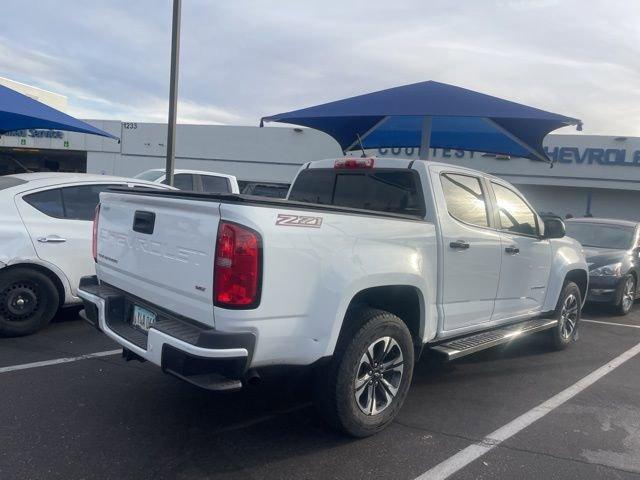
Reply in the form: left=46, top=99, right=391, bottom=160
left=505, top=245, right=520, bottom=254
left=449, top=240, right=470, bottom=250
left=37, top=236, right=67, bottom=243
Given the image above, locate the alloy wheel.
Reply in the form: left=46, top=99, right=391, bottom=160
left=622, top=277, right=635, bottom=312
left=354, top=336, right=404, bottom=415
left=560, top=293, right=578, bottom=340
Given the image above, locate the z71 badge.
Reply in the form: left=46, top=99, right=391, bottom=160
left=276, top=213, right=323, bottom=228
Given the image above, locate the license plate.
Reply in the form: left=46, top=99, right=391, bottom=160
left=131, top=305, right=157, bottom=332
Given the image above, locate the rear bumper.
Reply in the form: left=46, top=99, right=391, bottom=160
left=77, top=276, right=255, bottom=390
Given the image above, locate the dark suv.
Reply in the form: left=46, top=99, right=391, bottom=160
left=565, top=218, right=640, bottom=315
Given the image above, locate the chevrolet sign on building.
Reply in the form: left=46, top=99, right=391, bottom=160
left=545, top=145, right=640, bottom=166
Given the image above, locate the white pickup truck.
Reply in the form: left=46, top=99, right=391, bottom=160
left=78, top=157, right=587, bottom=437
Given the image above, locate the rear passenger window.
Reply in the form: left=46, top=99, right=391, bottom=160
left=201, top=175, right=231, bottom=193
left=24, top=188, right=64, bottom=218
left=440, top=173, right=489, bottom=227
left=492, top=182, right=538, bottom=236
left=24, top=184, right=119, bottom=221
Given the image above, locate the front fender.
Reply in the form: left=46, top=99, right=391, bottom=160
left=542, top=237, right=588, bottom=311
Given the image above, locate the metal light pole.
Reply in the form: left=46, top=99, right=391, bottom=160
left=418, top=116, right=432, bottom=160
left=165, top=0, right=181, bottom=186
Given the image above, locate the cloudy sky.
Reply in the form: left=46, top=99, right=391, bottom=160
left=2, top=0, right=638, bottom=135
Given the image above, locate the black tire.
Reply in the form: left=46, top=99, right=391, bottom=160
left=0, top=268, right=59, bottom=337
left=548, top=281, right=581, bottom=350
left=314, top=307, right=414, bottom=437
left=614, top=274, right=636, bottom=316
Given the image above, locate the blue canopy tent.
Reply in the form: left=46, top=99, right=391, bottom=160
left=0, top=84, right=118, bottom=141
left=261, top=81, right=582, bottom=162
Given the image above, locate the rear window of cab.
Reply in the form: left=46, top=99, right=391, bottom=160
left=288, top=168, right=426, bottom=218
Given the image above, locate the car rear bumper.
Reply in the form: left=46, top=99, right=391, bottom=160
left=77, top=275, right=255, bottom=390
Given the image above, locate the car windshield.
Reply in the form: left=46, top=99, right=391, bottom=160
left=134, top=170, right=164, bottom=181
left=565, top=223, right=635, bottom=250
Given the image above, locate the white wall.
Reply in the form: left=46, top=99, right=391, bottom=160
left=119, top=124, right=341, bottom=164
left=88, top=123, right=341, bottom=183
left=516, top=185, right=589, bottom=218
left=509, top=184, right=640, bottom=222
left=86, top=152, right=120, bottom=176
left=590, top=188, right=640, bottom=221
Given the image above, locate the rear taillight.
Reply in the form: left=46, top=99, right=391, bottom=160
left=213, top=221, right=261, bottom=308
left=334, top=157, right=375, bottom=169
left=92, top=204, right=100, bottom=262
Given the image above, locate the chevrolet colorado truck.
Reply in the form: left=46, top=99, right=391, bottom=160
left=78, top=157, right=587, bottom=437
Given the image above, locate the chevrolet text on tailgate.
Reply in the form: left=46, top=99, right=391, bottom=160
left=78, top=157, right=588, bottom=437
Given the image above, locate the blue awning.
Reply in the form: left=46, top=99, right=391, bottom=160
left=261, top=81, right=582, bottom=162
left=0, top=84, right=118, bottom=141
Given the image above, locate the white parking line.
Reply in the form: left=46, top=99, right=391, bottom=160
left=582, top=319, right=640, bottom=329
left=416, top=340, right=640, bottom=480
left=0, top=349, right=121, bottom=374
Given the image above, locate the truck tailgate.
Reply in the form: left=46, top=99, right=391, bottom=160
left=95, top=191, right=220, bottom=327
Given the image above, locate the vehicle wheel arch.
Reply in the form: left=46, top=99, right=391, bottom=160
left=564, top=269, right=588, bottom=303
left=1, top=262, right=66, bottom=309
left=338, top=285, right=425, bottom=348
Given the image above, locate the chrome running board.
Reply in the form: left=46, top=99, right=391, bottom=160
left=430, top=318, right=558, bottom=360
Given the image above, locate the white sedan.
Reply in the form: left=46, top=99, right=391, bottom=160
left=0, top=172, right=170, bottom=336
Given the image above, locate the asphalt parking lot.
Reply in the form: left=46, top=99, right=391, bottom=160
left=2, top=306, right=640, bottom=480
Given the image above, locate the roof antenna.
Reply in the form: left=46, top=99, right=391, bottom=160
left=356, top=134, right=367, bottom=158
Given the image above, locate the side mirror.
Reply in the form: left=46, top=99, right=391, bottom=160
left=543, top=218, right=566, bottom=239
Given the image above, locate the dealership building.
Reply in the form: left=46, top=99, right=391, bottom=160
left=1, top=118, right=640, bottom=221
